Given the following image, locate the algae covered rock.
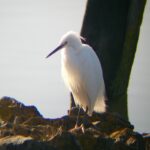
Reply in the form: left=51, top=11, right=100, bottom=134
left=0, top=96, right=42, bottom=123
left=0, top=135, right=56, bottom=150
left=0, top=97, right=148, bottom=150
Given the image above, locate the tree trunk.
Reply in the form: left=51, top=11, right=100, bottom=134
left=70, top=0, right=146, bottom=120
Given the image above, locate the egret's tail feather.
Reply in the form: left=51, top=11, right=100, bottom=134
left=94, top=96, right=106, bottom=113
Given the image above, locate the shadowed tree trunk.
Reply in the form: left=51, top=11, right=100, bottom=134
left=70, top=0, right=146, bottom=120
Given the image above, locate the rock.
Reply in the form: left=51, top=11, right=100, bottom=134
left=50, top=131, right=81, bottom=150
left=0, top=96, right=42, bottom=123
left=0, top=97, right=149, bottom=150
left=0, top=135, right=56, bottom=150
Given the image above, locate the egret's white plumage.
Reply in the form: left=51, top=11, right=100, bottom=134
left=46, top=31, right=106, bottom=116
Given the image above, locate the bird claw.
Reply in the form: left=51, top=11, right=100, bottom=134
left=72, top=123, right=85, bottom=134
left=74, top=123, right=79, bottom=129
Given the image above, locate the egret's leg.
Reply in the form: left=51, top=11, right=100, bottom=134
left=82, top=106, right=91, bottom=127
left=75, top=106, right=81, bottom=128
left=85, top=106, right=88, bottom=114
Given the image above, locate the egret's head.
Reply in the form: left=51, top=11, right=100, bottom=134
left=59, top=31, right=82, bottom=48
left=46, top=31, right=85, bottom=58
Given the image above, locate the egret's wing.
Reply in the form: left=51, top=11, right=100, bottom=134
left=61, top=47, right=91, bottom=110
left=78, top=45, right=106, bottom=113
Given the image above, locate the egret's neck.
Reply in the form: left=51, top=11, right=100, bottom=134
left=61, top=45, right=81, bottom=62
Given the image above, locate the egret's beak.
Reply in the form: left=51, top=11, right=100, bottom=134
left=46, top=42, right=67, bottom=58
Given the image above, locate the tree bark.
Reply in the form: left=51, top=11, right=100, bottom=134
left=70, top=0, right=146, bottom=120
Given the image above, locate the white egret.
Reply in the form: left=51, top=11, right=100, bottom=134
left=46, top=31, right=106, bottom=116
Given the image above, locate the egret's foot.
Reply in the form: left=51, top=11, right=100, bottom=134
left=74, top=122, right=79, bottom=129
left=82, top=117, right=91, bottom=128
left=81, top=124, right=85, bottom=133
left=74, top=114, right=90, bottom=129
left=70, top=123, right=86, bottom=134
left=71, top=123, right=85, bottom=133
